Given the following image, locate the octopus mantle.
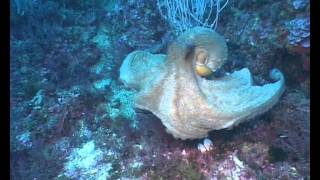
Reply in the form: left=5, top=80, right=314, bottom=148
left=119, top=27, right=285, bottom=140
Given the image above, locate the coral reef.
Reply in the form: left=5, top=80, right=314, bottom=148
left=10, top=0, right=309, bottom=179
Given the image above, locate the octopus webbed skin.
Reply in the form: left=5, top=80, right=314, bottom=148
left=120, top=27, right=285, bottom=140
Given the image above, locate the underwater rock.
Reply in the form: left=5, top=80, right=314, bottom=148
left=120, top=27, right=285, bottom=140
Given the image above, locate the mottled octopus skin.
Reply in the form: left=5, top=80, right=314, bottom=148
left=120, top=27, right=285, bottom=140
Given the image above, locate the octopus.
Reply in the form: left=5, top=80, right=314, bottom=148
left=119, top=27, right=285, bottom=140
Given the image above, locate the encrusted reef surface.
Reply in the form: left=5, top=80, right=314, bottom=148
left=11, top=0, right=309, bottom=179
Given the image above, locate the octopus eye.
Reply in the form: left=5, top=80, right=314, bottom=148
left=195, top=48, right=212, bottom=77
left=196, top=50, right=208, bottom=65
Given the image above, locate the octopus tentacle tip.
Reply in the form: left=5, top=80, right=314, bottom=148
left=269, top=68, right=284, bottom=81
